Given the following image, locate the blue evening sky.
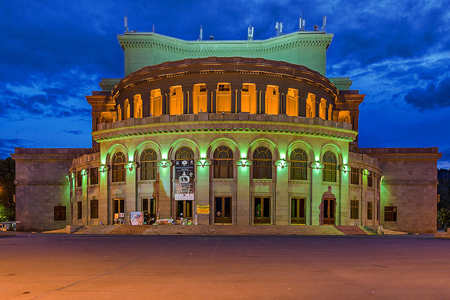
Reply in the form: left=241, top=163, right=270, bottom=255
left=1, top=0, right=449, bottom=167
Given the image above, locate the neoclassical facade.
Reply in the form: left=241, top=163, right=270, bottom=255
left=13, top=29, right=441, bottom=232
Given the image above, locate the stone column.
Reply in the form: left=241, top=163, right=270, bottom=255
left=350, top=111, right=360, bottom=131
left=279, top=87, right=289, bottom=115
left=195, top=161, right=211, bottom=225
left=256, top=84, right=267, bottom=114
left=275, top=161, right=289, bottom=225
left=141, top=91, right=151, bottom=118
left=206, top=83, right=216, bottom=113
left=298, top=91, right=308, bottom=117
left=160, top=87, right=170, bottom=115
left=125, top=163, right=137, bottom=225
left=181, top=85, right=193, bottom=114
left=236, top=161, right=251, bottom=225
left=158, top=162, right=172, bottom=219
left=230, top=83, right=241, bottom=113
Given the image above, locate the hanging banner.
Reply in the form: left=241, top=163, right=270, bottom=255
left=174, top=159, right=195, bottom=200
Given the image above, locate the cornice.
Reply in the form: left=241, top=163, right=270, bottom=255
left=16, top=180, right=68, bottom=186
left=383, top=180, right=439, bottom=186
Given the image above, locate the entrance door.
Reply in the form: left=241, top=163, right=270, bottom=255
left=143, top=198, right=156, bottom=224
left=254, top=197, right=270, bottom=224
left=113, top=199, right=125, bottom=224
left=215, top=197, right=232, bottom=224
left=291, top=197, right=306, bottom=225
left=176, top=200, right=193, bottom=220
left=323, top=198, right=335, bottom=225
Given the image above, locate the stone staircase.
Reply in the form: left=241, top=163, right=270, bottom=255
left=334, top=226, right=368, bottom=235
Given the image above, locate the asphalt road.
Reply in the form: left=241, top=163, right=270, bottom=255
left=1, top=233, right=449, bottom=300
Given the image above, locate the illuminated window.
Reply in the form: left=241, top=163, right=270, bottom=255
left=90, top=168, right=98, bottom=185
left=112, top=152, right=126, bottom=182
left=193, top=84, right=207, bottom=113
left=117, top=104, right=122, bottom=121
left=124, top=99, right=130, bottom=119
left=150, top=89, right=162, bottom=116
left=286, top=88, right=298, bottom=117
left=351, top=167, right=360, bottom=185
left=213, top=146, right=233, bottom=178
left=169, top=86, right=183, bottom=115
left=328, top=104, right=333, bottom=121
left=141, top=149, right=157, bottom=180
left=90, top=200, right=98, bottom=219
left=322, top=151, right=337, bottom=182
left=265, top=85, right=279, bottom=115
left=385, top=206, right=397, bottom=221
left=217, top=83, right=231, bottom=113
left=350, top=200, right=359, bottom=219
left=253, top=147, right=272, bottom=179
left=290, top=148, right=307, bottom=180
left=54, top=206, right=66, bottom=221
left=367, top=202, right=373, bottom=220
left=241, top=83, right=257, bottom=114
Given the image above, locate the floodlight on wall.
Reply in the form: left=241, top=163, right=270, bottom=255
left=158, top=159, right=172, bottom=168
left=275, top=159, right=289, bottom=169
left=70, top=172, right=75, bottom=179
left=99, top=165, right=109, bottom=173
left=81, top=169, right=88, bottom=176
left=66, top=175, right=70, bottom=182
left=340, top=164, right=350, bottom=173
left=236, top=158, right=252, bottom=167
left=196, top=158, right=211, bottom=168
left=362, top=169, right=370, bottom=176
left=310, top=161, right=324, bottom=170
left=127, top=162, right=137, bottom=171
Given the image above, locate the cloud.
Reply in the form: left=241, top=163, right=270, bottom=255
left=63, top=130, right=84, bottom=135
left=404, top=76, right=450, bottom=110
left=0, top=138, right=33, bottom=159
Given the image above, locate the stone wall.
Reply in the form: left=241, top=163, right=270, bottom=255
left=13, top=148, right=91, bottom=231
left=361, top=147, right=442, bottom=233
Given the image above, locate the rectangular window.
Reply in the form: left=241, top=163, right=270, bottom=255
left=350, top=200, right=359, bottom=219
left=90, top=168, right=98, bottom=185
left=54, top=206, right=66, bottom=221
left=77, top=201, right=82, bottom=219
left=385, top=206, right=397, bottom=221
left=367, top=202, right=373, bottom=220
left=90, top=199, right=99, bottom=219
left=76, top=171, right=82, bottom=187
left=367, top=172, right=373, bottom=187
left=350, top=167, right=360, bottom=185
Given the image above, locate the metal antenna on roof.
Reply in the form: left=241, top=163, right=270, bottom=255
left=275, top=22, right=283, bottom=36
left=124, top=15, right=129, bottom=33
left=299, top=14, right=305, bottom=31
left=248, top=24, right=254, bottom=41
left=321, top=16, right=327, bottom=31
left=199, top=26, right=203, bottom=41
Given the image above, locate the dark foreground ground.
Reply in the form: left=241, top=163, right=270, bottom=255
left=1, top=233, right=449, bottom=300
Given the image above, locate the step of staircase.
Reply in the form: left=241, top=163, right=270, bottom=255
left=334, top=226, right=368, bottom=235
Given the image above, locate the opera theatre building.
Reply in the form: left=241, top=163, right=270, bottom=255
left=13, top=24, right=441, bottom=233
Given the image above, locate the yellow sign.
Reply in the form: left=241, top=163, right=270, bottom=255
left=197, top=205, right=210, bottom=214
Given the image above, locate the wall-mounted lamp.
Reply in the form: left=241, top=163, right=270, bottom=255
left=126, top=162, right=137, bottom=171
left=99, top=165, right=109, bottom=173
left=81, top=169, right=88, bottom=176
left=236, top=158, right=252, bottom=167
left=66, top=175, right=70, bottom=182
left=196, top=158, right=211, bottom=168
left=158, top=159, right=172, bottom=168
left=362, top=169, right=370, bottom=176
left=310, top=161, right=324, bottom=170
left=70, top=172, right=75, bottom=178
left=275, top=159, right=289, bottom=169
left=340, top=164, right=350, bottom=173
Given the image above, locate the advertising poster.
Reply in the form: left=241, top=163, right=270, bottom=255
left=174, top=159, right=195, bottom=200
left=197, top=205, right=210, bottom=214
left=130, top=212, right=144, bottom=225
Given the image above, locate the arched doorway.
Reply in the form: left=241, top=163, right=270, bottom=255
left=320, top=186, right=337, bottom=225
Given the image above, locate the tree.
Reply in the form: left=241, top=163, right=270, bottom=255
left=437, top=208, right=450, bottom=231
left=438, top=169, right=450, bottom=210
left=0, top=156, right=15, bottom=220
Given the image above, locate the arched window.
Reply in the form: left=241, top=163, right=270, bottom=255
left=322, top=151, right=337, bottom=182
left=290, top=148, right=308, bottom=180
left=175, top=147, right=194, bottom=160
left=213, top=146, right=233, bottom=178
left=140, top=149, right=157, bottom=180
left=112, top=152, right=126, bottom=182
left=253, top=147, right=272, bottom=179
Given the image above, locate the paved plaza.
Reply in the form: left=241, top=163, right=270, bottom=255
left=1, top=233, right=450, bottom=299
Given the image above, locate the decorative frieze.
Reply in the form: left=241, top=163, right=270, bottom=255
left=15, top=180, right=68, bottom=186
left=383, top=180, right=439, bottom=186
